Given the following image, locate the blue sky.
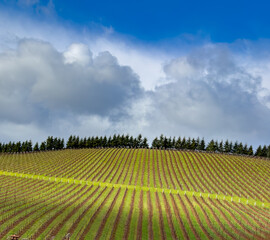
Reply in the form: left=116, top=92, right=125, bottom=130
left=1, top=0, right=270, bottom=147
left=3, top=0, right=270, bottom=42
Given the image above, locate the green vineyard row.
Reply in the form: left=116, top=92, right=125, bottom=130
left=1, top=169, right=269, bottom=209
left=0, top=148, right=269, bottom=239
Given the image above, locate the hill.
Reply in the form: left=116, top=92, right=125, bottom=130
left=0, top=148, right=269, bottom=239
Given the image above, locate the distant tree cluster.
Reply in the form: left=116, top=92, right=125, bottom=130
left=151, top=134, right=270, bottom=158
left=66, top=134, right=149, bottom=149
left=0, top=134, right=270, bottom=159
left=0, top=140, right=33, bottom=153
left=0, top=137, right=64, bottom=153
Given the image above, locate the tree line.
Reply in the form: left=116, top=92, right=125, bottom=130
left=0, top=134, right=269, bottom=158
left=152, top=135, right=270, bottom=158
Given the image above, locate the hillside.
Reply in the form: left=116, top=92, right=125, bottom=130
left=0, top=148, right=269, bottom=239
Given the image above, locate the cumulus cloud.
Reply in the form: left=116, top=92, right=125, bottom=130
left=1, top=8, right=270, bottom=147
left=135, top=44, right=270, bottom=145
left=0, top=39, right=143, bottom=126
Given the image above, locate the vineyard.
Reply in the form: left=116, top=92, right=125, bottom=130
left=0, top=148, right=270, bottom=239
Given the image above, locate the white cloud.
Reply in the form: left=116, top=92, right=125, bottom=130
left=64, top=43, right=92, bottom=66
left=1, top=8, right=270, bottom=147
left=0, top=39, right=142, bottom=123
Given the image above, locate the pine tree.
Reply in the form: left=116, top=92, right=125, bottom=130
left=255, top=145, right=262, bottom=156
left=199, top=138, right=205, bottom=151
left=224, top=140, right=230, bottom=153
left=261, top=145, right=267, bottom=157
left=40, top=142, right=46, bottom=151
left=142, top=137, right=148, bottom=148
left=175, top=137, right=181, bottom=149
left=214, top=140, right=219, bottom=152
left=233, top=141, right=239, bottom=154
left=186, top=137, right=191, bottom=149
left=248, top=146, right=253, bottom=156
left=267, top=145, right=270, bottom=158
left=27, top=140, right=33, bottom=152
left=219, top=141, right=224, bottom=153
left=181, top=137, right=186, bottom=149
left=172, top=137, right=176, bottom=149
left=243, top=144, right=248, bottom=155
left=190, top=138, right=196, bottom=150
left=237, top=142, right=244, bottom=155
left=206, top=140, right=215, bottom=152
left=33, top=142, right=39, bottom=151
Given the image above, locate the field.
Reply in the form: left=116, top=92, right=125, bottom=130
left=0, top=148, right=270, bottom=239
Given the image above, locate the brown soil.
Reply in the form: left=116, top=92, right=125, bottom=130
left=135, top=191, right=144, bottom=240
left=122, top=189, right=136, bottom=240
left=79, top=187, right=115, bottom=239
left=154, top=192, right=166, bottom=240
left=162, top=193, right=178, bottom=240
left=176, top=194, right=200, bottom=240
left=109, top=189, right=128, bottom=240
left=94, top=188, right=121, bottom=240
left=147, top=191, right=154, bottom=240
left=169, top=194, right=189, bottom=239
left=32, top=185, right=88, bottom=239
left=67, top=187, right=107, bottom=236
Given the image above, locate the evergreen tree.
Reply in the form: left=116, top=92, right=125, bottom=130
left=248, top=146, right=253, bottom=156
left=233, top=141, right=239, bottom=154
left=199, top=138, right=205, bottom=151
left=175, top=137, right=181, bottom=149
left=40, top=142, right=46, bottom=151
left=66, top=136, right=73, bottom=149
left=137, top=134, right=143, bottom=148
left=243, top=144, right=248, bottom=155
left=181, top=137, right=186, bottom=149
left=163, top=137, right=168, bottom=149
left=33, top=142, right=39, bottom=151
left=168, top=137, right=172, bottom=149
left=255, top=145, right=262, bottom=156
left=142, top=137, right=148, bottom=148
left=27, top=140, right=33, bottom=152
left=186, top=137, right=191, bottom=150
left=46, top=136, right=54, bottom=150
left=237, top=142, right=244, bottom=155
left=172, top=137, right=176, bottom=149
left=190, top=138, right=197, bottom=150
left=224, top=140, right=230, bottom=153
left=219, top=141, right=224, bottom=153
left=195, top=137, right=200, bottom=150
left=261, top=145, right=267, bottom=157
left=214, top=140, right=219, bottom=152
left=206, top=140, right=215, bottom=152
left=267, top=145, right=270, bottom=158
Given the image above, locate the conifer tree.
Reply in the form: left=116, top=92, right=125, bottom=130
left=243, top=144, right=248, bottom=155
left=248, top=146, right=253, bottom=156
left=255, top=145, right=262, bottom=156
left=267, top=145, right=270, bottom=158
left=199, top=138, right=205, bottom=151
left=191, top=138, right=197, bottom=150
left=181, top=137, right=186, bottom=149
left=224, top=140, right=230, bottom=153
left=261, top=145, right=267, bottom=157
left=33, top=142, right=39, bottom=151
left=206, top=140, right=215, bottom=152
left=175, top=137, right=181, bottom=149
left=40, top=142, right=46, bottom=151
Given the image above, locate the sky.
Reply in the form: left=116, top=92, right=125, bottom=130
left=1, top=0, right=270, bottom=147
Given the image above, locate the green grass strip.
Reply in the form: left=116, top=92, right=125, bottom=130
left=1, top=170, right=269, bottom=209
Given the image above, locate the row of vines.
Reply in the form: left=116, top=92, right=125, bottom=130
left=0, top=149, right=269, bottom=239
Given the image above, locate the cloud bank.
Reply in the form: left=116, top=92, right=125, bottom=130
left=1, top=7, right=270, bottom=147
